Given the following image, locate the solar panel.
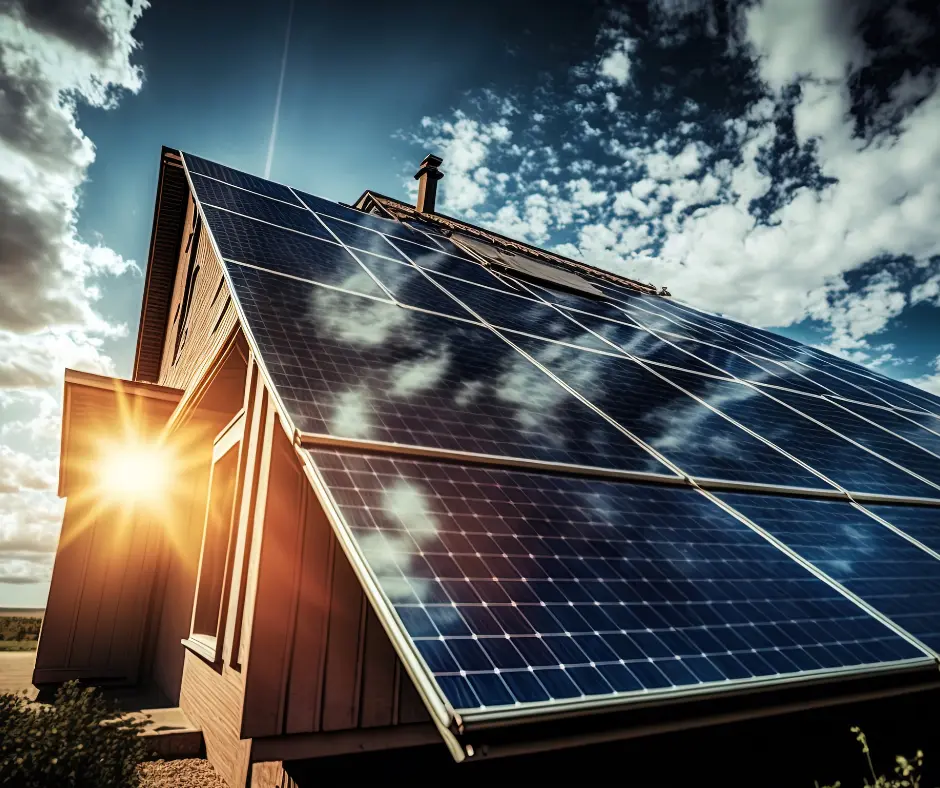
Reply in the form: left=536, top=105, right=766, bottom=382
left=718, top=493, right=940, bottom=653
left=308, top=449, right=928, bottom=711
left=182, top=152, right=940, bottom=735
left=863, top=503, right=940, bottom=555
left=189, top=173, right=330, bottom=238
left=318, top=216, right=411, bottom=261
left=896, top=410, right=940, bottom=437
left=433, top=276, right=620, bottom=353
left=201, top=206, right=386, bottom=298
left=522, top=282, right=655, bottom=325
left=759, top=362, right=890, bottom=407
left=763, top=390, right=940, bottom=492
left=509, top=334, right=831, bottom=490
left=350, top=255, right=479, bottom=321
left=226, top=263, right=675, bottom=476
left=293, top=188, right=422, bottom=243
left=667, top=338, right=823, bottom=392
left=388, top=237, right=521, bottom=295
left=184, top=153, right=304, bottom=205
left=653, top=367, right=940, bottom=500
left=826, top=401, right=940, bottom=463
left=563, top=313, right=724, bottom=376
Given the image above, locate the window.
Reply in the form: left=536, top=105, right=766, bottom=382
left=173, top=216, right=203, bottom=364
left=189, top=412, right=244, bottom=660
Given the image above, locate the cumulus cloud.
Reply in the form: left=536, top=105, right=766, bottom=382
left=597, top=37, right=635, bottom=86
left=0, top=0, right=149, bottom=589
left=907, top=356, right=940, bottom=396
left=407, top=111, right=513, bottom=215
left=405, top=1, right=940, bottom=384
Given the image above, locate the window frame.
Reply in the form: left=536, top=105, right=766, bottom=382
left=184, top=409, right=246, bottom=663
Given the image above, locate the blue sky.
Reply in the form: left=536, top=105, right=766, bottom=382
left=1, top=0, right=939, bottom=606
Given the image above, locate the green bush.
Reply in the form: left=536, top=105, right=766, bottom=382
left=0, top=680, right=150, bottom=787
left=818, top=727, right=926, bottom=788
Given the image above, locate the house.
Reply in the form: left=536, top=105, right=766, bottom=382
left=35, top=147, right=940, bottom=787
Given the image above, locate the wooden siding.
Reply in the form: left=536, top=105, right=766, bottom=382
left=241, top=431, right=432, bottom=740
left=146, top=435, right=214, bottom=702
left=134, top=148, right=188, bottom=383
left=158, top=205, right=239, bottom=392
left=36, top=380, right=181, bottom=685
left=180, top=651, right=252, bottom=788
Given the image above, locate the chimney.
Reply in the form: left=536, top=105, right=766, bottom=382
left=414, top=153, right=443, bottom=213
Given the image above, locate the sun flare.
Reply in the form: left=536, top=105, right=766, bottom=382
left=95, top=440, right=174, bottom=503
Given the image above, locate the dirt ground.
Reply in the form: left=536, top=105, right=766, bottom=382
left=138, top=759, right=228, bottom=787
left=0, top=650, right=38, bottom=697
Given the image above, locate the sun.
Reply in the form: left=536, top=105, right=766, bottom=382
left=94, top=439, right=174, bottom=503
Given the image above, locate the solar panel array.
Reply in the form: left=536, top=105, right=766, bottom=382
left=182, top=152, right=940, bottom=722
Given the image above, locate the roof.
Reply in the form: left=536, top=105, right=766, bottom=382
left=164, top=149, right=940, bottom=761
left=353, top=189, right=661, bottom=296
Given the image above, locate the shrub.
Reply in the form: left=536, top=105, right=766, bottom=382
left=0, top=680, right=151, bottom=787
left=817, top=727, right=926, bottom=788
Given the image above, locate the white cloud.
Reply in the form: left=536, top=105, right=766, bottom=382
left=906, top=357, right=940, bottom=396
left=0, top=0, right=149, bottom=593
left=412, top=111, right=513, bottom=215
left=403, top=3, right=940, bottom=379
left=744, top=0, right=868, bottom=92
left=0, top=445, right=56, bottom=494
left=597, top=37, right=635, bottom=86
left=567, top=177, right=608, bottom=208
left=911, top=273, right=940, bottom=306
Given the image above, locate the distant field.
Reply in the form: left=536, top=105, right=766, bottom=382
left=0, top=612, right=43, bottom=651
left=0, top=641, right=38, bottom=651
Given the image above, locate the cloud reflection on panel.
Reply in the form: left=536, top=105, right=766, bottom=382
left=510, top=332, right=830, bottom=490
left=206, top=263, right=677, bottom=476
left=357, top=479, right=441, bottom=604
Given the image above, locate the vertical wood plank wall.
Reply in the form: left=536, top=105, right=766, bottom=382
left=35, top=387, right=179, bottom=684
left=241, top=433, right=431, bottom=739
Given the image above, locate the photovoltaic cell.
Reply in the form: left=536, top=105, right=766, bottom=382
left=832, top=401, right=940, bottom=462
left=227, top=264, right=674, bottom=475
left=183, top=153, right=303, bottom=205
left=387, top=237, right=520, bottom=294
left=807, top=367, right=933, bottom=413
left=667, top=338, right=810, bottom=389
left=293, top=188, right=422, bottom=243
left=190, top=174, right=332, bottom=239
left=777, top=364, right=890, bottom=407
left=718, top=493, right=940, bottom=653
left=202, top=206, right=385, bottom=298
left=865, top=377, right=940, bottom=417
left=523, top=282, right=653, bottom=325
left=612, top=302, right=708, bottom=341
left=765, top=390, right=940, bottom=491
left=435, top=276, right=619, bottom=353
left=565, top=313, right=722, bottom=376
left=510, top=334, right=830, bottom=490
left=655, top=367, right=940, bottom=499
left=897, top=410, right=940, bottom=437
left=309, top=450, right=927, bottom=711
left=863, top=504, right=940, bottom=555
left=351, top=255, right=478, bottom=320
left=318, top=216, right=409, bottom=261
